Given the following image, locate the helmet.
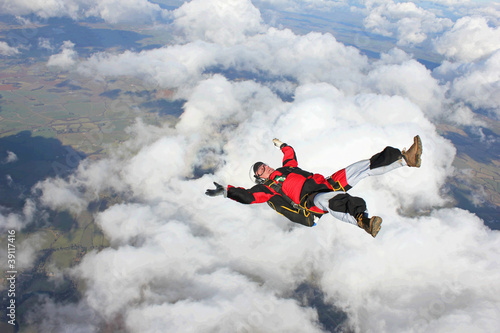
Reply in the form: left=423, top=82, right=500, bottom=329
left=249, top=161, right=265, bottom=184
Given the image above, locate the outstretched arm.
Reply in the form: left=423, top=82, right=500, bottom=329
left=273, top=138, right=297, bottom=168
left=205, top=182, right=277, bottom=204
left=227, top=184, right=276, bottom=204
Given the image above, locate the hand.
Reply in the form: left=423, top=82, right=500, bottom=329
left=205, top=182, right=226, bottom=197
left=273, top=138, right=284, bottom=148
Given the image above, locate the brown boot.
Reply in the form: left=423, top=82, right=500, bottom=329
left=356, top=214, right=383, bottom=238
left=402, top=135, right=422, bottom=168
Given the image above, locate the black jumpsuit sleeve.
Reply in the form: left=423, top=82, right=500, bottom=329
left=227, top=184, right=276, bottom=204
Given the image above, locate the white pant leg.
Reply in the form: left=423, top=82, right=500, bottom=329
left=313, top=192, right=359, bottom=225
left=345, top=158, right=406, bottom=188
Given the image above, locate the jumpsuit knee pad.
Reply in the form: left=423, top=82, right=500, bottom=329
left=328, top=193, right=367, bottom=217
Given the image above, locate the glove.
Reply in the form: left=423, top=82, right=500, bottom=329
left=205, top=182, right=226, bottom=197
left=272, top=138, right=285, bottom=149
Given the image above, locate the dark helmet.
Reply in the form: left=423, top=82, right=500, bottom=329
left=249, top=161, right=265, bottom=184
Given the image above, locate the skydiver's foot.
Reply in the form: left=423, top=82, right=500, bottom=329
left=356, top=214, right=383, bottom=238
left=402, top=135, right=422, bottom=168
left=369, top=216, right=382, bottom=238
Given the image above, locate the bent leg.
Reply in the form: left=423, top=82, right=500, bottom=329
left=314, top=191, right=367, bottom=225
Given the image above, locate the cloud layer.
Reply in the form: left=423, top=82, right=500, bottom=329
left=0, top=41, right=20, bottom=56
left=1, top=0, right=500, bottom=332
left=0, top=0, right=168, bottom=23
left=47, top=40, right=77, bottom=69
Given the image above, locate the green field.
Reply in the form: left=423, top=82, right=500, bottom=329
left=0, top=64, right=172, bottom=154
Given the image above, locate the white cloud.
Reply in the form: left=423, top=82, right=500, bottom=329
left=361, top=0, right=453, bottom=46
left=77, top=26, right=369, bottom=97
left=35, top=177, right=87, bottom=214
left=2, top=151, right=18, bottom=164
left=434, top=50, right=500, bottom=117
left=0, top=41, right=19, bottom=56
left=434, top=16, right=500, bottom=62
left=47, top=40, right=77, bottom=69
left=365, top=49, right=448, bottom=120
left=85, top=0, right=168, bottom=24
left=319, top=208, right=500, bottom=332
left=27, top=295, right=102, bottom=332
left=450, top=52, right=500, bottom=116
left=12, top=233, right=44, bottom=270
left=0, top=0, right=168, bottom=24
left=0, top=199, right=37, bottom=230
left=120, top=136, right=189, bottom=200
left=77, top=42, right=219, bottom=89
left=241, top=28, right=369, bottom=89
left=245, top=0, right=346, bottom=13
left=173, top=0, right=265, bottom=45
left=468, top=3, right=500, bottom=26
left=66, top=225, right=326, bottom=332
left=38, top=38, right=53, bottom=51
left=123, top=278, right=324, bottom=333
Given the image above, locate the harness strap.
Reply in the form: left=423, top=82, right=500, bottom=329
left=264, top=179, right=307, bottom=213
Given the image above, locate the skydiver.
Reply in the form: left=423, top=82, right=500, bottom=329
left=206, top=136, right=422, bottom=237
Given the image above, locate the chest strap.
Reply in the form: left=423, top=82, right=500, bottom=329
left=264, top=179, right=307, bottom=213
